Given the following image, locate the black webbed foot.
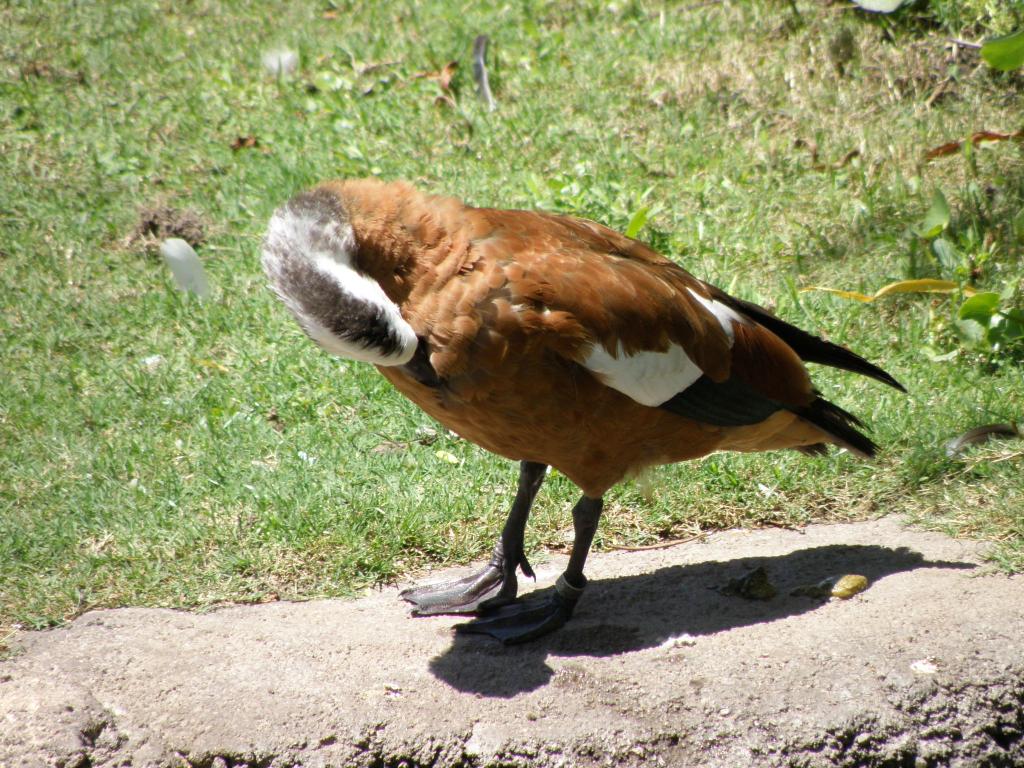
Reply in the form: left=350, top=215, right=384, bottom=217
left=400, top=546, right=503, bottom=615
left=455, top=574, right=586, bottom=644
left=400, top=540, right=532, bottom=615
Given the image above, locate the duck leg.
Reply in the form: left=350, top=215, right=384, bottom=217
left=400, top=461, right=547, bottom=615
left=456, top=494, right=603, bottom=644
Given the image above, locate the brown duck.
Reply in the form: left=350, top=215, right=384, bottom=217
left=261, top=178, right=904, bottom=643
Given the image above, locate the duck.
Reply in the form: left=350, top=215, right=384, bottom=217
left=261, top=178, right=904, bottom=644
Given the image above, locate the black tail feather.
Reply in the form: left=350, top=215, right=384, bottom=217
left=659, top=376, right=878, bottom=458
left=795, top=443, right=829, bottom=456
left=719, top=294, right=906, bottom=393
left=794, top=396, right=878, bottom=458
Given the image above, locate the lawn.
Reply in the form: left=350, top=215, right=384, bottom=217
left=2, top=0, right=1023, bottom=641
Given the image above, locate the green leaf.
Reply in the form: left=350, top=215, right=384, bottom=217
left=850, top=0, right=905, bottom=11
left=341, top=143, right=364, bottom=161
left=525, top=174, right=546, bottom=202
left=1002, top=309, right=1024, bottom=341
left=1013, top=208, right=1024, bottom=239
left=803, top=286, right=875, bottom=302
left=954, top=317, right=987, bottom=345
left=313, top=70, right=353, bottom=92
left=931, top=238, right=958, bottom=273
left=981, top=29, right=1024, bottom=72
left=922, top=347, right=958, bottom=363
left=872, top=279, right=961, bottom=298
left=803, top=278, right=965, bottom=303
left=624, top=206, right=649, bottom=239
left=958, top=292, right=1001, bottom=323
left=915, top=190, right=950, bottom=238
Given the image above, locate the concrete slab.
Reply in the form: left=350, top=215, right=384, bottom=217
left=2, top=517, right=1022, bottom=767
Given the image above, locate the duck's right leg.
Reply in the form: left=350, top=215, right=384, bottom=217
left=399, top=460, right=547, bottom=615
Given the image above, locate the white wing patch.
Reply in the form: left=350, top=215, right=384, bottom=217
left=686, top=288, right=742, bottom=342
left=582, top=290, right=741, bottom=408
left=583, top=341, right=703, bottom=407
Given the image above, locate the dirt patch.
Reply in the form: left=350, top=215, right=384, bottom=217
left=2, top=517, right=1022, bottom=767
left=20, top=60, right=87, bottom=84
left=131, top=204, right=207, bottom=254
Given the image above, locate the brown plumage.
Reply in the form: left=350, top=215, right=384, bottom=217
left=262, top=178, right=904, bottom=643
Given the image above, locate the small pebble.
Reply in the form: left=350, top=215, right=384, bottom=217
left=790, top=573, right=869, bottom=600
left=911, top=658, right=938, bottom=675
left=723, top=566, right=776, bottom=600
left=658, top=633, right=698, bottom=650
left=831, top=574, right=869, bottom=599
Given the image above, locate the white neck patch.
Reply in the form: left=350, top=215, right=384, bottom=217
left=262, top=194, right=417, bottom=366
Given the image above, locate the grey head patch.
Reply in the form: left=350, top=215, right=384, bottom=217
left=261, top=187, right=416, bottom=365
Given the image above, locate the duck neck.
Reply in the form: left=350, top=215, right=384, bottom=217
left=332, top=178, right=455, bottom=308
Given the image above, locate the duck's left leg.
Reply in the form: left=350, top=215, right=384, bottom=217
left=456, top=494, right=603, bottom=644
left=400, top=461, right=547, bottom=615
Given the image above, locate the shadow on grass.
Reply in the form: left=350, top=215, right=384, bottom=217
left=427, top=543, right=974, bottom=697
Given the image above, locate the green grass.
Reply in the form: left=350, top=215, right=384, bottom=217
left=2, top=0, right=1023, bottom=638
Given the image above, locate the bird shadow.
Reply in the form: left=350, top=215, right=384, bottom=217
left=427, top=543, right=975, bottom=698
